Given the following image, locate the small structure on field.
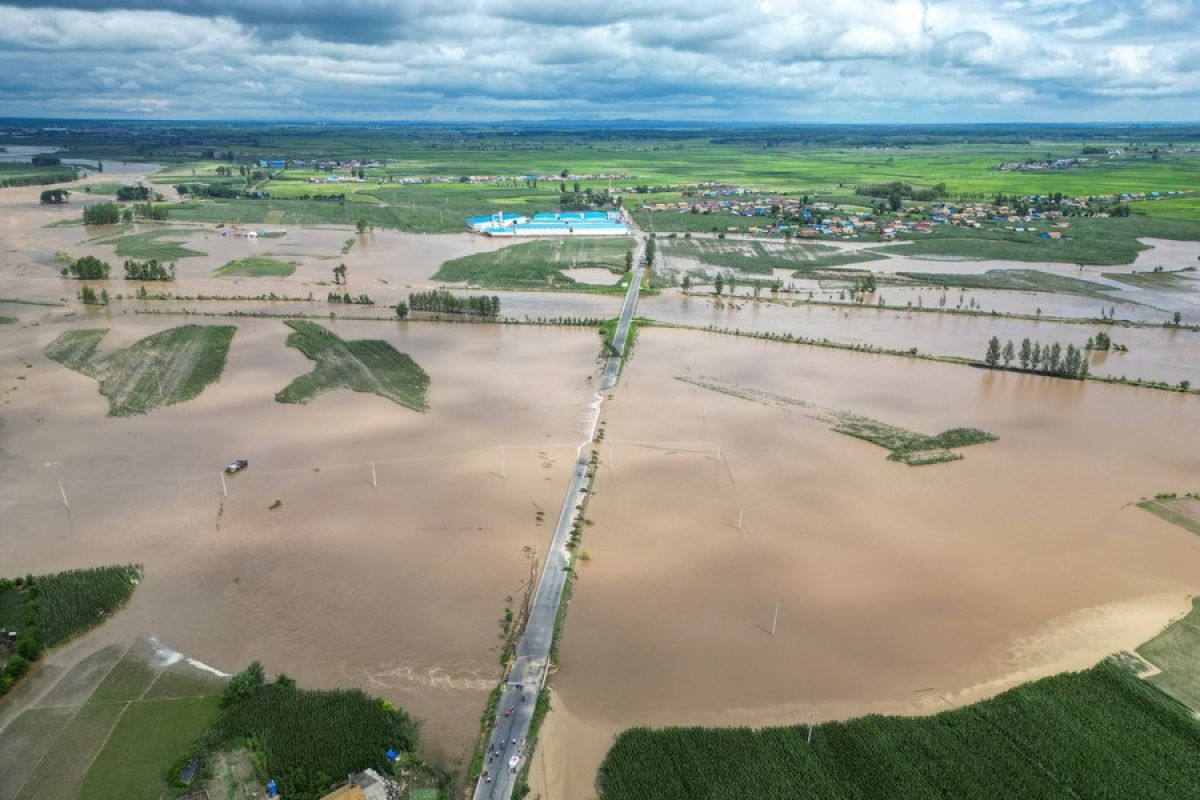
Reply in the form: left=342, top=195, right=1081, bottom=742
left=468, top=210, right=628, bottom=236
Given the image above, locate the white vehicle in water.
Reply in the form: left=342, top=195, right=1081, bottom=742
left=225, top=459, right=249, bottom=474
left=508, top=754, right=520, bottom=773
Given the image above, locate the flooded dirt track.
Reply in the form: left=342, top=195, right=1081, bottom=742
left=534, top=325, right=1200, bottom=800
left=0, top=316, right=602, bottom=767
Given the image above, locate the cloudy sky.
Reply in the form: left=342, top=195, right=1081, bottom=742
left=0, top=0, right=1195, bottom=122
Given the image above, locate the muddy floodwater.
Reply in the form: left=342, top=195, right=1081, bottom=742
left=0, top=316, right=603, bottom=767
left=533, top=326, right=1200, bottom=799
left=638, top=292, right=1200, bottom=386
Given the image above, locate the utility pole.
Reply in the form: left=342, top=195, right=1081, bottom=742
left=771, top=601, right=779, bottom=637
left=220, top=471, right=228, bottom=498
left=58, top=480, right=69, bottom=509
left=370, top=460, right=377, bottom=488
left=737, top=507, right=744, bottom=531
left=807, top=711, right=815, bottom=744
left=609, top=441, right=614, bottom=471
left=500, top=446, right=506, bottom=479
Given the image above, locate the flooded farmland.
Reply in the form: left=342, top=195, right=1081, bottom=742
left=533, top=325, right=1200, bottom=799
left=0, top=315, right=603, bottom=767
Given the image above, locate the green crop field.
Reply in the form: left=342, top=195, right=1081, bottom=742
left=434, top=237, right=632, bottom=289
left=880, top=215, right=1200, bottom=265
left=1102, top=268, right=1199, bottom=289
left=660, top=238, right=883, bottom=275
left=78, top=182, right=125, bottom=195
left=0, top=162, right=78, bottom=187
left=44, top=325, right=236, bottom=416
left=597, top=661, right=1200, bottom=800
left=1137, top=597, right=1200, bottom=713
left=215, top=256, right=297, bottom=277
left=897, top=268, right=1119, bottom=299
left=79, top=695, right=222, bottom=800
left=98, top=228, right=205, bottom=260
left=1134, top=197, right=1200, bottom=222
left=276, top=320, right=430, bottom=410
left=0, top=315, right=15, bottom=325
left=198, top=665, right=421, bottom=800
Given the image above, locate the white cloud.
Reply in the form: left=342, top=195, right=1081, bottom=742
left=0, top=0, right=1194, bottom=121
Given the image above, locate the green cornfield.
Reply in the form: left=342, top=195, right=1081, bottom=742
left=34, top=565, right=143, bottom=648
left=598, top=661, right=1200, bottom=799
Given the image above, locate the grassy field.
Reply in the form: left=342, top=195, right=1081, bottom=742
left=78, top=182, right=126, bottom=195
left=0, top=640, right=225, bottom=800
left=897, top=268, right=1119, bottom=299
left=44, top=325, right=236, bottom=416
left=881, top=215, right=1200, bottom=265
left=79, top=695, right=222, bottom=800
left=276, top=320, right=430, bottom=410
left=0, top=315, right=15, bottom=325
left=1102, top=268, right=1199, bottom=289
left=168, top=183, right=566, bottom=233
left=98, top=228, right=205, bottom=260
left=597, top=661, right=1200, bottom=800
left=660, top=238, right=883, bottom=275
left=1137, top=497, right=1200, bottom=536
left=214, top=256, right=297, bottom=277
left=434, top=237, right=632, bottom=289
left=0, top=161, right=78, bottom=187
left=1137, top=597, right=1200, bottom=714
left=1134, top=196, right=1200, bottom=222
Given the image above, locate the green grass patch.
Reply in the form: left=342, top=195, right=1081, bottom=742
left=78, top=182, right=126, bottom=195
left=86, top=646, right=160, bottom=705
left=881, top=215, right=1200, bottom=265
left=44, top=325, right=236, bottom=416
left=0, top=296, right=64, bottom=306
left=1102, top=268, right=1199, bottom=289
left=79, top=695, right=221, bottom=800
left=434, top=237, right=632, bottom=289
left=1137, top=498, right=1200, bottom=536
left=597, top=661, right=1200, bottom=800
left=0, top=315, right=15, bottom=325
left=14, top=702, right=125, bottom=800
left=214, top=256, right=297, bottom=277
left=660, top=238, right=883, bottom=275
left=1137, top=597, right=1200, bottom=713
left=0, top=708, right=74, bottom=800
left=276, top=320, right=429, bottom=410
left=98, top=228, right=205, bottom=260
left=898, top=268, right=1118, bottom=299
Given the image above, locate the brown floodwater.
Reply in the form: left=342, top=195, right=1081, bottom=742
left=533, top=325, right=1200, bottom=799
left=637, top=292, right=1200, bottom=386
left=0, top=316, right=603, bottom=767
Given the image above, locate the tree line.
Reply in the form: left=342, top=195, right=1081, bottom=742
left=327, top=291, right=372, bottom=305
left=407, top=289, right=501, bottom=317
left=124, top=258, right=175, bottom=281
left=985, top=335, right=1091, bottom=379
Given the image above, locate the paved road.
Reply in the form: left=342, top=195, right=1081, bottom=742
left=473, top=225, right=646, bottom=800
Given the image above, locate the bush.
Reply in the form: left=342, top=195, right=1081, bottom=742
left=69, top=255, right=111, bottom=280
left=83, top=203, right=121, bottom=225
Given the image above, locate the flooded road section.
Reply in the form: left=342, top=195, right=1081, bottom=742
left=0, top=317, right=603, bottom=767
left=533, top=326, right=1200, bottom=800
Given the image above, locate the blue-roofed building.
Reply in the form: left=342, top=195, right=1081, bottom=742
left=468, top=209, right=628, bottom=237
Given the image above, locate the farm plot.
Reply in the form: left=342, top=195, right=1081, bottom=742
left=896, top=268, right=1119, bottom=299
left=597, top=661, right=1200, bottom=800
left=434, top=237, right=633, bottom=289
left=98, top=228, right=206, bottom=260
left=661, top=238, right=884, bottom=275
left=214, top=256, right=297, bottom=277
left=1136, top=597, right=1200, bottom=714
left=43, top=325, right=236, bottom=416
left=275, top=320, right=429, bottom=410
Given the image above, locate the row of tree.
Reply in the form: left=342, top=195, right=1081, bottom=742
left=985, top=336, right=1091, bottom=379
left=124, top=259, right=175, bottom=281
left=82, top=203, right=121, bottom=225
left=408, top=289, right=501, bottom=317
left=327, top=292, right=372, bottom=305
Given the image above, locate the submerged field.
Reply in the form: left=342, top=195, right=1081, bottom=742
left=660, top=238, right=883, bottom=275
left=434, top=236, right=632, bottom=289
left=532, top=326, right=1200, bottom=799
left=44, top=324, right=236, bottom=416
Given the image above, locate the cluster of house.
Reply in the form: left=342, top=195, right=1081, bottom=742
left=306, top=174, right=366, bottom=184
left=998, top=158, right=1086, bottom=171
